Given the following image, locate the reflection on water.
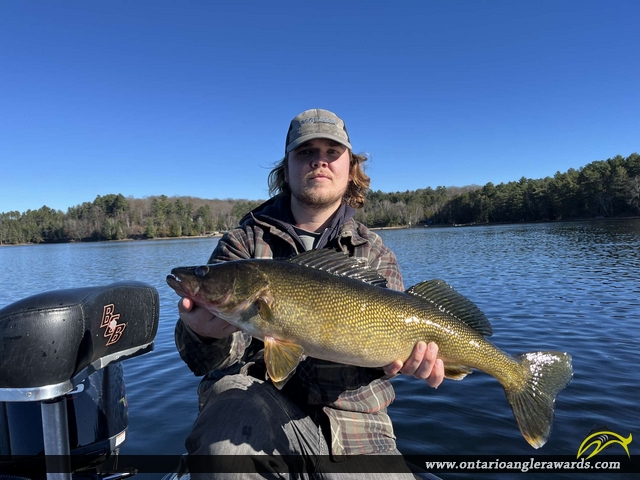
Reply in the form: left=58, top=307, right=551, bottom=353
left=1, top=220, right=638, bottom=478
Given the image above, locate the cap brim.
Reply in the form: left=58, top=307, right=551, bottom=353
left=286, top=134, right=352, bottom=153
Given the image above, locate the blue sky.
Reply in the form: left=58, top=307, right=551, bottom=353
left=1, top=0, right=638, bottom=214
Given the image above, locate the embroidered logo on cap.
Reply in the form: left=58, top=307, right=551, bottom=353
left=300, top=116, right=337, bottom=125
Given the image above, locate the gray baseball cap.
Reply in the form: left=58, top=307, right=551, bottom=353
left=285, top=109, right=352, bottom=154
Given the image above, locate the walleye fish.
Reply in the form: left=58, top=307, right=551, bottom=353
left=167, top=249, right=572, bottom=449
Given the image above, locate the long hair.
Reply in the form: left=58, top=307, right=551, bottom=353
left=267, top=151, right=370, bottom=209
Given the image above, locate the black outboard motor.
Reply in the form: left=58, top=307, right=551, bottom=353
left=0, top=281, right=159, bottom=480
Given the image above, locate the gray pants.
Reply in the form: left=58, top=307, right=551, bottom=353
left=184, top=374, right=430, bottom=480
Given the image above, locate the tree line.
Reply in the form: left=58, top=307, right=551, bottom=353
left=0, top=195, right=262, bottom=245
left=1, top=153, right=638, bottom=245
left=356, top=153, right=640, bottom=227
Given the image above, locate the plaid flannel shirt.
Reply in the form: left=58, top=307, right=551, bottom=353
left=175, top=198, right=405, bottom=457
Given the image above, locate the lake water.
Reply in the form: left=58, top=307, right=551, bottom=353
left=1, top=219, right=639, bottom=479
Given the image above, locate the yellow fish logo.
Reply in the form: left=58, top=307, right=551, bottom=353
left=577, top=426, right=632, bottom=459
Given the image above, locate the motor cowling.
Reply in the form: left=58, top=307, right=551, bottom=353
left=0, top=281, right=159, bottom=477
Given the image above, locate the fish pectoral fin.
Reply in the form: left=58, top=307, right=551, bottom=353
left=444, top=364, right=472, bottom=380
left=257, top=297, right=275, bottom=321
left=263, top=336, right=305, bottom=390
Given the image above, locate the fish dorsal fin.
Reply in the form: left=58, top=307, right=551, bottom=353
left=286, top=250, right=388, bottom=288
left=406, top=280, right=493, bottom=337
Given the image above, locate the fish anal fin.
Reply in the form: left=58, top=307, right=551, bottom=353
left=444, top=364, right=472, bottom=380
left=263, top=336, right=305, bottom=390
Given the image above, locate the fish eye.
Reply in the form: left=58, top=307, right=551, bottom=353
left=194, top=266, right=209, bottom=278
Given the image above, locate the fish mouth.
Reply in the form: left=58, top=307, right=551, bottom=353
left=166, top=273, right=183, bottom=292
left=166, top=273, right=197, bottom=298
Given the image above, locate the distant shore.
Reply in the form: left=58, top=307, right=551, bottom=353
left=372, top=215, right=640, bottom=231
left=3, top=216, right=638, bottom=247
left=0, top=232, right=224, bottom=248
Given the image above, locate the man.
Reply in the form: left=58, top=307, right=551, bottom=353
left=175, top=109, right=444, bottom=478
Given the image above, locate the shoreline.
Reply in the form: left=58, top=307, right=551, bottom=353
left=3, top=216, right=639, bottom=247
left=0, top=233, right=224, bottom=248
left=372, top=215, right=640, bottom=231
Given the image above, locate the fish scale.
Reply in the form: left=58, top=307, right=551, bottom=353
left=167, top=249, right=572, bottom=449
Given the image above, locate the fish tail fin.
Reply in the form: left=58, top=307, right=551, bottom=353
left=504, top=351, right=573, bottom=449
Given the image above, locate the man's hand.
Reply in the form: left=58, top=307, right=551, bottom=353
left=383, top=341, right=445, bottom=389
left=178, top=297, right=239, bottom=339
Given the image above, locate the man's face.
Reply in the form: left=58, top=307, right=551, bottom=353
left=286, top=138, right=352, bottom=210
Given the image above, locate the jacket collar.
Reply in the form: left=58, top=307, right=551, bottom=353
left=243, top=196, right=358, bottom=250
